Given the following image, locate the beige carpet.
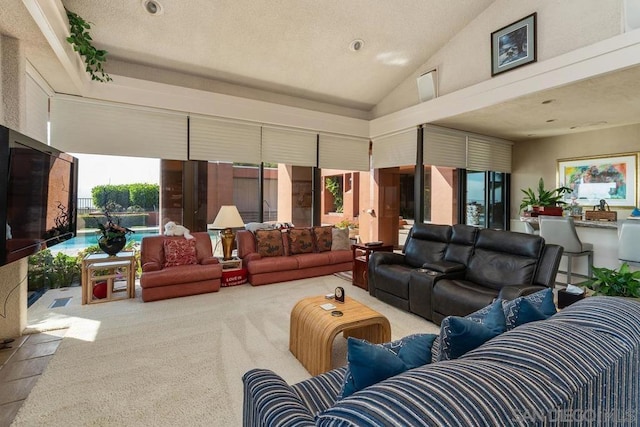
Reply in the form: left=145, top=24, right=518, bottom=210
left=13, top=276, right=439, bottom=426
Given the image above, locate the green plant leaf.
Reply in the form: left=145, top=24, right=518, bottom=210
left=65, top=8, right=111, bottom=83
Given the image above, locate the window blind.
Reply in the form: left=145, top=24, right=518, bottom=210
left=371, top=128, right=417, bottom=168
left=261, top=125, right=317, bottom=167
left=25, top=73, right=49, bottom=144
left=189, top=115, right=261, bottom=163
left=422, top=125, right=467, bottom=168
left=50, top=96, right=188, bottom=160
left=318, top=133, right=370, bottom=171
left=467, top=135, right=512, bottom=172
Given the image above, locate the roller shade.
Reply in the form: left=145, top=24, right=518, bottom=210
left=422, top=125, right=466, bottom=168
left=261, top=126, right=317, bottom=167
left=25, top=73, right=49, bottom=144
left=371, top=128, right=417, bottom=168
left=467, top=135, right=512, bottom=173
left=189, top=115, right=261, bottom=163
left=50, top=96, right=188, bottom=160
left=318, top=133, right=369, bottom=171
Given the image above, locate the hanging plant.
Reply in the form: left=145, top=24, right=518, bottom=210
left=65, top=9, right=112, bottom=83
left=325, top=177, right=344, bottom=213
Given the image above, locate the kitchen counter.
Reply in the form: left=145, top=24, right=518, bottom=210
left=520, top=216, right=620, bottom=230
left=511, top=216, right=640, bottom=274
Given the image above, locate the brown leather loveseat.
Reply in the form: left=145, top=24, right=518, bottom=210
left=140, top=232, right=222, bottom=302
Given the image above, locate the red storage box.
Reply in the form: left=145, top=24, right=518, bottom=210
left=221, top=268, right=248, bottom=287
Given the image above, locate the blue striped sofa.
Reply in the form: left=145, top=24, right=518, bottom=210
left=243, top=297, right=640, bottom=426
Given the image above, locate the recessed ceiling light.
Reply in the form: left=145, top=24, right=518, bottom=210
left=546, top=119, right=556, bottom=123
left=349, top=39, right=365, bottom=52
left=541, top=99, right=555, bottom=104
left=143, top=0, right=163, bottom=15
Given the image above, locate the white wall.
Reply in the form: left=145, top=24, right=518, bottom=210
left=373, top=0, right=623, bottom=118
left=0, top=35, right=26, bottom=131
left=511, top=122, right=640, bottom=220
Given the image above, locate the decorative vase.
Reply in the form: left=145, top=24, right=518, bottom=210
left=98, top=235, right=127, bottom=256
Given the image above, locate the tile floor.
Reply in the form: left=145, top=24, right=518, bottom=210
left=0, top=329, right=66, bottom=427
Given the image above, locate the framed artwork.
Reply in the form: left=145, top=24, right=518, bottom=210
left=557, top=153, right=638, bottom=207
left=491, top=13, right=537, bottom=76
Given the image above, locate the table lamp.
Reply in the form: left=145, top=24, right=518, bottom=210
left=212, top=205, right=245, bottom=260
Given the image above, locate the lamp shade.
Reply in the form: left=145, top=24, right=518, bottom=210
left=212, top=205, right=245, bottom=229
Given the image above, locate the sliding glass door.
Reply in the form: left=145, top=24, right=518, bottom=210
left=464, top=171, right=509, bottom=229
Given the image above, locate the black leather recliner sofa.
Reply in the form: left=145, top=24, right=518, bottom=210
left=368, top=223, right=563, bottom=324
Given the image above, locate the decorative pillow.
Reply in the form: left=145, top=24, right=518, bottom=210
left=313, top=226, right=333, bottom=252
left=163, top=239, right=198, bottom=267
left=287, top=228, right=315, bottom=254
left=254, top=229, right=284, bottom=257
left=331, top=227, right=350, bottom=251
left=340, top=334, right=437, bottom=399
left=245, top=222, right=275, bottom=232
left=502, top=288, right=556, bottom=330
left=438, top=299, right=506, bottom=361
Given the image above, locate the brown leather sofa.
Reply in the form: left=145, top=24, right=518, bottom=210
left=140, top=232, right=222, bottom=302
left=368, top=223, right=563, bottom=324
left=236, top=229, right=352, bottom=285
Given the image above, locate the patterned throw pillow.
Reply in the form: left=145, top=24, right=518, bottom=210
left=163, top=239, right=198, bottom=267
left=502, top=288, right=557, bottom=330
left=313, top=226, right=333, bottom=252
left=287, top=228, right=315, bottom=255
left=255, top=229, right=284, bottom=257
left=438, top=299, right=506, bottom=361
left=340, top=334, right=437, bottom=399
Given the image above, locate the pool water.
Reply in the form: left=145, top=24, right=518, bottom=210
left=50, top=229, right=160, bottom=255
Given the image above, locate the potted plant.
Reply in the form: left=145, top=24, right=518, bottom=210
left=96, top=209, right=134, bottom=256
left=336, top=218, right=359, bottom=238
left=519, top=177, right=572, bottom=216
left=583, top=263, right=640, bottom=298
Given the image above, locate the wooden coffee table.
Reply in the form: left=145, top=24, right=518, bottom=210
left=289, top=295, right=391, bottom=375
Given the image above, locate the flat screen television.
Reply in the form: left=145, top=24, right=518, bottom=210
left=0, top=125, right=78, bottom=266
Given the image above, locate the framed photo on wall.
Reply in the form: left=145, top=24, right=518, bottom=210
left=557, top=153, right=638, bottom=207
left=491, top=13, right=537, bottom=76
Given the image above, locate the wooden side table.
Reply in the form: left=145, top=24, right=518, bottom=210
left=289, top=295, right=391, bottom=375
left=351, top=243, right=394, bottom=290
left=81, top=252, right=136, bottom=304
left=218, top=257, right=242, bottom=270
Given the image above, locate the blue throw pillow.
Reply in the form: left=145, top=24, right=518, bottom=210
left=340, top=333, right=437, bottom=398
left=439, top=299, right=506, bottom=361
left=512, top=298, right=548, bottom=327
left=503, top=288, right=556, bottom=329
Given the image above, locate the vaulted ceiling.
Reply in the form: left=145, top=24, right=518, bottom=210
left=59, top=0, right=495, bottom=112
left=2, top=1, right=640, bottom=141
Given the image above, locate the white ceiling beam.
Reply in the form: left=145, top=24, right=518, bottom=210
left=84, top=75, right=370, bottom=138
left=370, top=29, right=640, bottom=139
left=22, top=0, right=88, bottom=94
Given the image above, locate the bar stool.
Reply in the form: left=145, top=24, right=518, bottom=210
left=539, top=216, right=594, bottom=285
left=618, top=221, right=640, bottom=266
left=523, top=221, right=539, bottom=235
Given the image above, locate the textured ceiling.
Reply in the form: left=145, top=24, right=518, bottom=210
left=432, top=64, right=640, bottom=141
left=60, top=0, right=496, bottom=111
left=3, top=1, right=640, bottom=141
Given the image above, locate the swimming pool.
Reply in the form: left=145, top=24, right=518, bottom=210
left=50, top=228, right=160, bottom=255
